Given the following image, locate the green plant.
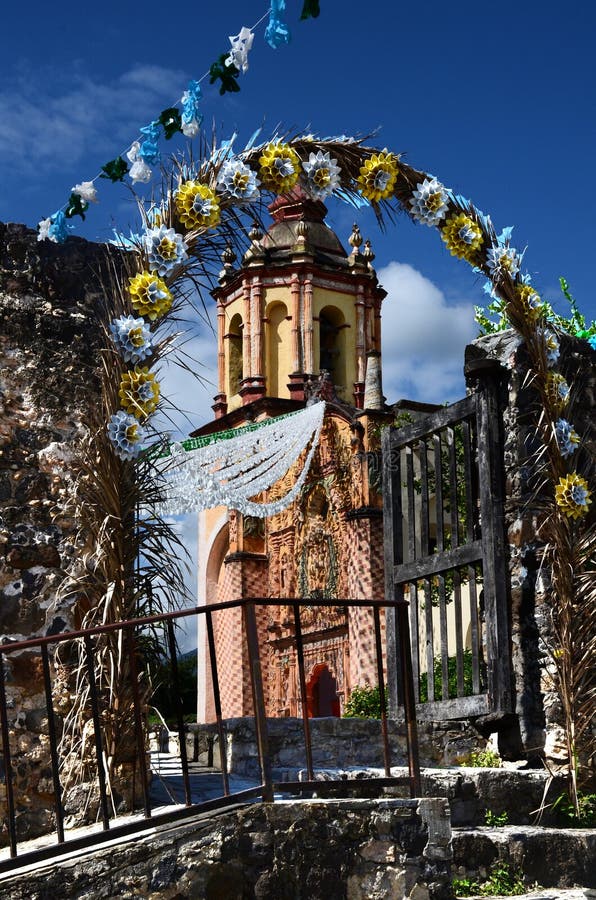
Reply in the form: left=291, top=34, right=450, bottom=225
left=461, top=747, right=502, bottom=768
left=419, top=650, right=475, bottom=702
left=484, top=809, right=509, bottom=826
left=343, top=684, right=387, bottom=719
left=552, top=790, right=596, bottom=827
left=475, top=276, right=596, bottom=339
left=453, top=862, right=526, bottom=897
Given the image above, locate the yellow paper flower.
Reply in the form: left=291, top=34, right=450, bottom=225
left=555, top=473, right=592, bottom=520
left=258, top=142, right=300, bottom=193
left=128, top=271, right=173, bottom=321
left=515, top=284, right=543, bottom=321
left=357, top=152, right=399, bottom=202
left=175, top=181, right=220, bottom=230
left=119, top=367, right=160, bottom=420
left=441, top=213, right=484, bottom=262
left=546, top=373, right=570, bottom=412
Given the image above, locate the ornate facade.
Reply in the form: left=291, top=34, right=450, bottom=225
left=195, top=188, right=392, bottom=720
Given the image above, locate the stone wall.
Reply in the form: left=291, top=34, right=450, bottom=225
left=0, top=797, right=453, bottom=899
left=465, top=331, right=595, bottom=760
left=0, top=223, right=109, bottom=838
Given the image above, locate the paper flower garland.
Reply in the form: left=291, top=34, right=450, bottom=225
left=119, top=368, right=160, bottom=419
left=145, top=225, right=188, bottom=276
left=216, top=159, right=260, bottom=203
left=409, top=177, right=450, bottom=226
left=441, top=213, right=483, bottom=262
left=107, top=411, right=146, bottom=460
left=258, top=142, right=300, bottom=193
left=555, top=473, right=592, bottom=520
left=175, top=182, right=221, bottom=230
left=110, top=316, right=154, bottom=364
left=555, top=419, right=580, bottom=458
left=301, top=150, right=341, bottom=200
left=357, top=152, right=399, bottom=202
left=128, top=272, right=173, bottom=321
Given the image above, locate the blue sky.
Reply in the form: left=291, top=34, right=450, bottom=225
left=2, top=0, right=595, bottom=421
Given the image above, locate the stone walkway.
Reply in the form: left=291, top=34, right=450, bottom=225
left=149, top=751, right=260, bottom=806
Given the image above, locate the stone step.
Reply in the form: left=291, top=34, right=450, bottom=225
left=452, top=825, right=596, bottom=890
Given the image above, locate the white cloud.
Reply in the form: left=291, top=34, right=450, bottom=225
left=0, top=63, right=187, bottom=173
left=151, top=329, right=218, bottom=441
left=378, top=261, right=478, bottom=405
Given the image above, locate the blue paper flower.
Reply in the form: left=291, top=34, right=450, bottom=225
left=555, top=419, right=580, bottom=458
left=144, top=225, right=188, bottom=276
left=265, top=0, right=291, bottom=48
left=589, top=335, right=596, bottom=350
left=216, top=158, right=260, bottom=202
left=107, top=410, right=146, bottom=460
left=138, top=121, right=161, bottom=166
left=46, top=212, right=70, bottom=243
left=109, top=315, right=154, bottom=364
left=181, top=80, right=203, bottom=137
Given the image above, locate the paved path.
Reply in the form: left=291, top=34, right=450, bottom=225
left=149, top=751, right=259, bottom=806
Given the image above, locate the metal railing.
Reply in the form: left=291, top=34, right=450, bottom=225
left=0, top=597, right=419, bottom=874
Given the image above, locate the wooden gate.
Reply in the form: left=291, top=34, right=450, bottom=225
left=382, top=380, right=511, bottom=721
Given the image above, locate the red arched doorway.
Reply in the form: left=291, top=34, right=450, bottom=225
left=306, top=663, right=340, bottom=718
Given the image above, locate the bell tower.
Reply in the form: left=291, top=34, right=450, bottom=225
left=211, top=187, right=387, bottom=417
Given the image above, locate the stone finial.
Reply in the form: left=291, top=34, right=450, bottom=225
left=222, top=243, right=237, bottom=267
left=348, top=223, right=363, bottom=251
left=296, top=218, right=309, bottom=241
left=218, top=243, right=237, bottom=282
left=363, top=239, right=375, bottom=264
left=248, top=222, right=264, bottom=244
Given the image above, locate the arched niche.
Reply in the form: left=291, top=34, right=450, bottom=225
left=266, top=300, right=291, bottom=398
left=227, top=312, right=243, bottom=399
left=318, top=305, right=347, bottom=397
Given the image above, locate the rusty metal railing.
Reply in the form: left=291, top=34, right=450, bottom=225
left=0, top=597, right=419, bottom=874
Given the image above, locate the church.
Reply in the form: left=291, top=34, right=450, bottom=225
left=192, top=187, right=432, bottom=723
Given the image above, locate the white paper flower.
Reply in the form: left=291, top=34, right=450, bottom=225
left=127, top=142, right=152, bottom=184
left=182, top=120, right=200, bottom=138
left=109, top=315, right=154, bottom=364
left=226, top=26, right=254, bottom=74
left=72, top=181, right=98, bottom=203
left=144, top=225, right=188, bottom=276
left=107, top=410, right=145, bottom=460
left=409, top=178, right=450, bottom=226
left=301, top=151, right=341, bottom=200
left=37, top=217, right=53, bottom=242
left=487, top=245, right=521, bottom=279
left=216, top=158, right=260, bottom=202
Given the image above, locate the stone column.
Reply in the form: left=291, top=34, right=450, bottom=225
left=303, top=275, right=314, bottom=374
left=212, top=297, right=227, bottom=418
left=354, top=286, right=366, bottom=408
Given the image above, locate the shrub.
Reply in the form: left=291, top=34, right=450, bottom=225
left=343, top=684, right=387, bottom=719
left=419, top=649, right=474, bottom=702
